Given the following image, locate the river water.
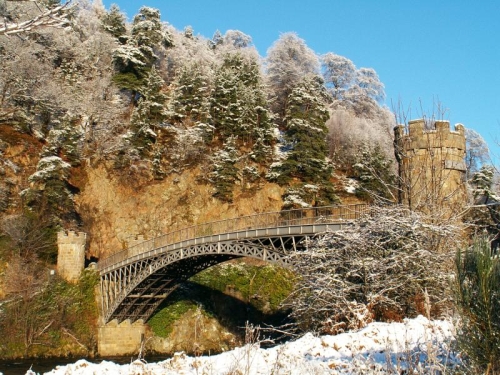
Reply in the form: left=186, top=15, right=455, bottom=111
left=0, top=355, right=171, bottom=374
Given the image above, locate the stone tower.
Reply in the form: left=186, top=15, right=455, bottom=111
left=394, top=119, right=467, bottom=217
left=57, top=231, right=86, bottom=282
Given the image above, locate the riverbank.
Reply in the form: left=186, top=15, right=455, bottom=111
left=28, top=316, right=464, bottom=375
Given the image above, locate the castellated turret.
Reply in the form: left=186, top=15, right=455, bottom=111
left=57, top=231, right=87, bottom=282
left=394, top=119, right=467, bottom=217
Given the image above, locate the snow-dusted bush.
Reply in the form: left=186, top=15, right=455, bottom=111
left=352, top=142, right=396, bottom=203
left=284, top=205, right=460, bottom=334
left=168, top=125, right=210, bottom=169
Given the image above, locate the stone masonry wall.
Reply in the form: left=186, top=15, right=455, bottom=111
left=98, top=319, right=146, bottom=356
left=57, top=231, right=86, bottom=283
left=394, top=119, right=467, bottom=216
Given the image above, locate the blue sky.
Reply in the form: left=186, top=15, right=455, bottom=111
left=102, top=0, right=500, bottom=162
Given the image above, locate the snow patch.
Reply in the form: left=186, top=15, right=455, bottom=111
left=344, top=178, right=359, bottom=194
left=41, top=316, right=462, bottom=374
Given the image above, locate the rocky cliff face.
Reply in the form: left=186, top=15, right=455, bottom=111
left=76, top=164, right=284, bottom=259
left=0, top=122, right=285, bottom=260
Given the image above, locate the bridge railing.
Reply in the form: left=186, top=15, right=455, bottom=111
left=98, top=204, right=369, bottom=271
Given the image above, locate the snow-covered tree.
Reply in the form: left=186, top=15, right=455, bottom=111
left=100, top=3, right=126, bottom=41
left=270, top=74, right=337, bottom=207
left=355, top=67, right=385, bottom=103
left=471, top=165, right=497, bottom=201
left=112, top=44, right=148, bottom=89
left=465, top=128, right=490, bottom=180
left=210, top=29, right=256, bottom=56
left=210, top=52, right=275, bottom=148
left=0, top=0, right=72, bottom=36
left=167, top=126, right=209, bottom=169
left=210, top=136, right=240, bottom=202
left=167, top=62, right=212, bottom=129
left=321, top=53, right=356, bottom=100
left=326, top=109, right=394, bottom=162
left=209, top=29, right=223, bottom=49
left=353, top=143, right=396, bottom=203
left=161, top=26, right=215, bottom=84
left=42, top=117, right=83, bottom=166
left=128, top=66, right=167, bottom=154
left=131, top=6, right=169, bottom=50
left=0, top=0, right=127, bottom=159
left=469, top=165, right=500, bottom=226
left=21, top=155, right=76, bottom=222
left=266, top=33, right=320, bottom=126
left=112, top=6, right=170, bottom=90
left=183, top=25, right=194, bottom=39
left=321, top=53, right=386, bottom=119
left=222, top=29, right=252, bottom=49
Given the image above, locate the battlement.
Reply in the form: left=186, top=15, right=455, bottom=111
left=393, top=118, right=467, bottom=216
left=394, top=119, right=466, bottom=151
left=57, top=230, right=87, bottom=245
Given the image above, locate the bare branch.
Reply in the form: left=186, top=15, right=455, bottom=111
left=0, top=1, right=72, bottom=36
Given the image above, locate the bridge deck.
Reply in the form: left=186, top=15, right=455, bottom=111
left=98, top=204, right=369, bottom=273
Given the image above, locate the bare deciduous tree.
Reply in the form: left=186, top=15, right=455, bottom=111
left=465, top=127, right=490, bottom=180
left=0, top=254, right=52, bottom=354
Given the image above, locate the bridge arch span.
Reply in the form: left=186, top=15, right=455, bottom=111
left=98, top=204, right=369, bottom=323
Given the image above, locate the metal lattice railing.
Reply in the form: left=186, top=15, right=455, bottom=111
left=98, top=204, right=369, bottom=271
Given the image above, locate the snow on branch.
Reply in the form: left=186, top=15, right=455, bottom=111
left=0, top=1, right=73, bottom=36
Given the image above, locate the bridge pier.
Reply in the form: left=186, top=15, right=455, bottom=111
left=97, top=319, right=146, bottom=357
left=96, top=275, right=147, bottom=356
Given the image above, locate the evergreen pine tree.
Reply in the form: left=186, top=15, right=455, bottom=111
left=42, top=117, right=83, bottom=167
left=471, top=165, right=500, bottom=224
left=353, top=143, right=395, bottom=202
left=112, top=6, right=170, bottom=90
left=210, top=136, right=240, bottom=202
left=168, top=62, right=212, bottom=127
left=210, top=56, right=243, bottom=138
left=129, top=67, right=167, bottom=154
left=22, top=155, right=75, bottom=223
left=271, top=74, right=337, bottom=207
left=210, top=53, right=274, bottom=148
left=101, top=4, right=126, bottom=41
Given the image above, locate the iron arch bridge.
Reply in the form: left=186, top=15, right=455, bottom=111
left=97, top=204, right=369, bottom=323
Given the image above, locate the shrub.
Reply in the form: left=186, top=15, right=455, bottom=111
left=454, top=236, right=500, bottom=374
left=284, top=206, right=458, bottom=334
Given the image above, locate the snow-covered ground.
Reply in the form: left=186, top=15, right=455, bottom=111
left=35, top=316, right=463, bottom=375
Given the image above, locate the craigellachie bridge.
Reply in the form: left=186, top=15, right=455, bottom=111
left=97, top=204, right=369, bottom=324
